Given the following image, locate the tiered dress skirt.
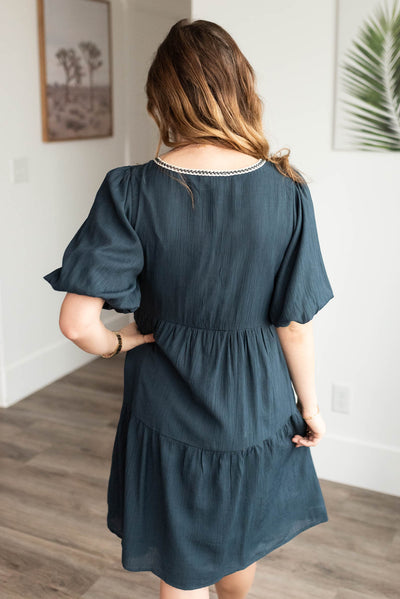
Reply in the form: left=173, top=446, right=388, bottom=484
left=106, top=306, right=329, bottom=590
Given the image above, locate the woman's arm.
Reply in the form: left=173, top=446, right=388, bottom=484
left=276, top=320, right=317, bottom=417
left=276, top=320, right=326, bottom=447
left=59, top=293, right=154, bottom=355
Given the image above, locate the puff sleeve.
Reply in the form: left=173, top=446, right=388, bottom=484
left=43, top=166, right=143, bottom=314
left=268, top=179, right=334, bottom=327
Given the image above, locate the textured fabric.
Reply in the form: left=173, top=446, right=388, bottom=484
left=43, top=167, right=143, bottom=313
left=268, top=180, right=334, bottom=326
left=43, top=158, right=334, bottom=590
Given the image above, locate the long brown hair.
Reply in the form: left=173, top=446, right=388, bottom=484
left=145, top=19, right=306, bottom=203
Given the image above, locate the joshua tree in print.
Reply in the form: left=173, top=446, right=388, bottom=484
left=55, top=48, right=84, bottom=103
left=78, top=41, right=103, bottom=111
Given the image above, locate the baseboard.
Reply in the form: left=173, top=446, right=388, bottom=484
left=312, top=433, right=400, bottom=496
left=1, top=313, right=127, bottom=408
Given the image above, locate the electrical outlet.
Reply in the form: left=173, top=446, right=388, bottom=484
left=332, top=383, right=351, bottom=414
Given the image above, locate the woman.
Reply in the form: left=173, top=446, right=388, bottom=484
left=44, top=18, right=334, bottom=599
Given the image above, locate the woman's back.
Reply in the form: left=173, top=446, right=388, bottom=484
left=133, top=151, right=332, bottom=330
left=135, top=154, right=280, bottom=328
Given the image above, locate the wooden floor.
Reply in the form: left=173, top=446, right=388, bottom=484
left=0, top=354, right=398, bottom=598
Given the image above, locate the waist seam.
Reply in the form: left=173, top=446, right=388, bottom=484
left=136, top=309, right=274, bottom=333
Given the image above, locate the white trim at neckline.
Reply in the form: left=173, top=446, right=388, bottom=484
left=153, top=156, right=266, bottom=176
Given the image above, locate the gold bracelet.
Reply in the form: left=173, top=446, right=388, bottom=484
left=302, top=404, right=320, bottom=420
left=101, top=331, right=122, bottom=358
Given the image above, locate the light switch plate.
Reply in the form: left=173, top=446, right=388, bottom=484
left=10, top=157, right=29, bottom=183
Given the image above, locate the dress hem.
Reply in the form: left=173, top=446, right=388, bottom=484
left=107, top=511, right=328, bottom=591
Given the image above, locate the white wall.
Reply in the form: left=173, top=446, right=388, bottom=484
left=191, top=0, right=400, bottom=495
left=0, top=0, right=190, bottom=408
left=1, top=0, right=398, bottom=496
left=127, top=0, right=192, bottom=162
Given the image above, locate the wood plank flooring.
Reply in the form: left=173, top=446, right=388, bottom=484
left=0, top=354, right=398, bottom=598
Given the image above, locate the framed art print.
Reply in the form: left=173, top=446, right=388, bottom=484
left=333, top=0, right=400, bottom=151
left=37, top=0, right=113, bottom=142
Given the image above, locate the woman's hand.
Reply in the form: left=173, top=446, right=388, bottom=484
left=117, top=320, right=156, bottom=352
left=292, top=412, right=326, bottom=448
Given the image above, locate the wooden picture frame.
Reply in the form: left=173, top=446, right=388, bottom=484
left=37, top=0, right=113, bottom=142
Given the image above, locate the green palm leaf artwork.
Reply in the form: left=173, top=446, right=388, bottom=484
left=339, top=0, right=400, bottom=151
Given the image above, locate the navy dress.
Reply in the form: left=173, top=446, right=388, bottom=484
left=43, top=156, right=334, bottom=591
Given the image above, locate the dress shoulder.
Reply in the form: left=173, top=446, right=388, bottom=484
left=43, top=165, right=144, bottom=313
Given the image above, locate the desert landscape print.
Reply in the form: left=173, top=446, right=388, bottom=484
left=38, top=0, right=112, bottom=141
